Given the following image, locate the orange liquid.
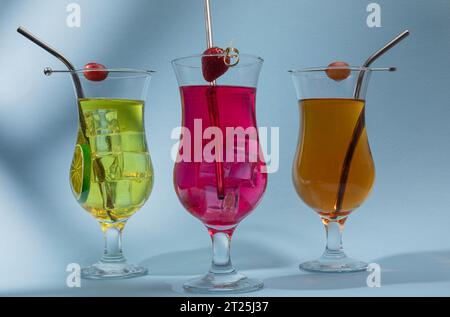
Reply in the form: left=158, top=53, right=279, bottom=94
left=293, top=98, right=375, bottom=220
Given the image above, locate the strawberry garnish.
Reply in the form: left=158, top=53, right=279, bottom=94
left=326, top=61, right=351, bottom=81
left=83, top=63, right=109, bottom=81
left=202, top=47, right=229, bottom=82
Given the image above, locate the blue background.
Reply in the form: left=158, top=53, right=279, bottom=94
left=0, top=0, right=449, bottom=296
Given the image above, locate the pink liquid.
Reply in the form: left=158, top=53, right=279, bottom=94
left=174, top=85, right=267, bottom=231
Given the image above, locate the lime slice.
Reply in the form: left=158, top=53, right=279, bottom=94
left=70, top=144, right=91, bottom=203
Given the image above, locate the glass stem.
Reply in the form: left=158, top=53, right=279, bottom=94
left=323, top=220, right=346, bottom=259
left=209, top=232, right=235, bottom=274
left=101, top=227, right=126, bottom=263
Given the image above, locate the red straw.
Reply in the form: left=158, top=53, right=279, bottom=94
left=204, top=0, right=225, bottom=200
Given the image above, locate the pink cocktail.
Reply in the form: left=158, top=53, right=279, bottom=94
left=175, top=85, right=267, bottom=230
left=172, top=53, right=266, bottom=293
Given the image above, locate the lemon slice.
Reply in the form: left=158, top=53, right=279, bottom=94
left=70, top=144, right=91, bottom=203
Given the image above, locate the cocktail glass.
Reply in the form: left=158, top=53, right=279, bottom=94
left=172, top=53, right=267, bottom=293
left=290, top=66, right=375, bottom=273
left=65, top=68, right=154, bottom=279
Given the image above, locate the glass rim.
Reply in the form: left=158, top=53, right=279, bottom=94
left=171, top=53, right=264, bottom=68
left=288, top=66, right=395, bottom=74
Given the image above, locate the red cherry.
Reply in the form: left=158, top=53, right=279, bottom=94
left=83, top=63, right=109, bottom=81
left=202, top=47, right=229, bottom=82
left=326, top=61, right=351, bottom=81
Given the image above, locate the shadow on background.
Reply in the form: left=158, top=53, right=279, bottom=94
left=6, top=250, right=450, bottom=295
left=265, top=250, right=450, bottom=291
left=4, top=280, right=175, bottom=297
left=140, top=240, right=294, bottom=276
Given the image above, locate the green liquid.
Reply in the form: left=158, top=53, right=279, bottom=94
left=74, top=98, right=153, bottom=230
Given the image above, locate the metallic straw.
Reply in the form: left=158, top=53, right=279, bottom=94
left=204, top=0, right=225, bottom=200
left=17, top=27, right=85, bottom=99
left=354, top=30, right=410, bottom=99
left=17, top=27, right=116, bottom=219
left=204, top=0, right=214, bottom=49
left=335, top=30, right=410, bottom=212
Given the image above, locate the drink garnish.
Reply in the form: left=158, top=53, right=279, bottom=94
left=70, top=144, right=91, bottom=203
left=224, top=47, right=240, bottom=67
left=326, top=61, right=351, bottom=81
left=83, top=63, right=109, bottom=81
left=202, top=47, right=240, bottom=82
left=202, top=47, right=229, bottom=82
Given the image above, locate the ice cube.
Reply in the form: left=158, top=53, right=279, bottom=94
left=85, top=109, right=120, bottom=137
left=227, top=162, right=257, bottom=184
left=221, top=190, right=238, bottom=211
left=107, top=153, right=124, bottom=181
left=91, top=133, right=121, bottom=154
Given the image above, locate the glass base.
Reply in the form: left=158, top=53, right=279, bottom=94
left=81, top=261, right=148, bottom=280
left=183, top=271, right=263, bottom=294
left=300, top=256, right=368, bottom=273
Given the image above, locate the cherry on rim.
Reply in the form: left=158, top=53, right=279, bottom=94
left=83, top=63, right=109, bottom=81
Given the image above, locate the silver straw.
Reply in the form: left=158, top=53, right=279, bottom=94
left=203, top=0, right=225, bottom=200
left=17, top=27, right=85, bottom=99
left=204, top=0, right=214, bottom=49
left=17, top=27, right=118, bottom=214
left=354, top=30, right=410, bottom=98
left=17, top=26, right=89, bottom=140
left=335, top=30, right=410, bottom=212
